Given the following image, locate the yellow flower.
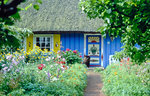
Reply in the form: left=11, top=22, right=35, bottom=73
left=114, top=72, right=117, bottom=75
left=108, top=80, right=110, bottom=83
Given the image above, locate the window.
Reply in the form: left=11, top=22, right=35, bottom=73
left=34, top=35, right=53, bottom=51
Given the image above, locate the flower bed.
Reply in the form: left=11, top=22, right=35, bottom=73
left=0, top=47, right=87, bottom=96
left=102, top=58, right=150, bottom=96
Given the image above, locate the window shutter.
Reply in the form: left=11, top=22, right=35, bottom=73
left=26, top=34, right=33, bottom=52
left=53, top=34, right=60, bottom=53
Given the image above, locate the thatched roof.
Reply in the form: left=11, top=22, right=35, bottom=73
left=15, top=0, right=104, bottom=32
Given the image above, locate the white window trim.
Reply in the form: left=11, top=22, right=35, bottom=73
left=33, top=34, right=54, bottom=51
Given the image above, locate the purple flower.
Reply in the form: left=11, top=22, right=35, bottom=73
left=12, top=58, right=19, bottom=65
left=47, top=71, right=51, bottom=82
left=47, top=71, right=51, bottom=78
left=57, top=68, right=60, bottom=78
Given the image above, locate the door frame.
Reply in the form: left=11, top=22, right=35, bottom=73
left=84, top=34, right=103, bottom=67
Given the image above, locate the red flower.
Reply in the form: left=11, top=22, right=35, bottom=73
left=63, top=65, right=65, bottom=68
left=73, top=50, right=77, bottom=54
left=127, top=57, right=130, bottom=61
left=38, top=64, right=45, bottom=70
left=38, top=66, right=43, bottom=70
left=120, top=59, right=123, bottom=62
left=120, top=64, right=122, bottom=66
left=79, top=55, right=82, bottom=57
left=66, top=48, right=70, bottom=51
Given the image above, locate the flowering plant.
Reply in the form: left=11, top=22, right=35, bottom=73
left=61, top=49, right=82, bottom=65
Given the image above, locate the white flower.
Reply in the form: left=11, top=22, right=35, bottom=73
left=45, top=57, right=51, bottom=61
left=2, top=64, right=6, bottom=67
left=50, top=65, right=53, bottom=68
left=3, top=67, right=8, bottom=71
left=57, top=55, right=61, bottom=58
left=52, top=77, right=58, bottom=81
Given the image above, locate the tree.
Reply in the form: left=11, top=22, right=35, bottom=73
left=79, top=0, right=150, bottom=64
left=0, top=0, right=42, bottom=49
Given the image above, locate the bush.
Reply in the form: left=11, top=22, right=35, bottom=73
left=0, top=47, right=87, bottom=96
left=102, top=59, right=150, bottom=96
left=61, top=48, right=82, bottom=65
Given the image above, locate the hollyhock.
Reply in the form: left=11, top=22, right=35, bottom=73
left=66, top=48, right=70, bottom=51
left=73, top=50, right=77, bottom=54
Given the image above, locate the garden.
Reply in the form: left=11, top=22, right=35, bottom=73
left=0, top=47, right=87, bottom=96
left=95, top=58, right=150, bottom=96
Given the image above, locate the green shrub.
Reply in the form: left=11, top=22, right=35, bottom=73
left=61, top=49, right=82, bottom=65
left=102, top=60, right=150, bottom=96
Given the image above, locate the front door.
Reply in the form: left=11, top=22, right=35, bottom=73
left=86, top=35, right=101, bottom=67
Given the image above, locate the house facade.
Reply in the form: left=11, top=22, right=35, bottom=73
left=16, top=0, right=123, bottom=68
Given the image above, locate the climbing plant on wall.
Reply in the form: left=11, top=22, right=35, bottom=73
left=79, top=0, right=150, bottom=64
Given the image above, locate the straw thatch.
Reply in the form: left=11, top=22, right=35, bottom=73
left=15, top=0, right=104, bottom=32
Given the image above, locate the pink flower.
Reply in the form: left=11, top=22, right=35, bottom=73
left=66, top=48, right=70, bottom=51
left=62, top=58, right=65, bottom=61
left=79, top=55, right=82, bottom=57
left=73, top=50, right=77, bottom=54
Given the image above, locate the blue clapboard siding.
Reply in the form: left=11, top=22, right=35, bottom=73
left=60, top=33, right=84, bottom=57
left=103, top=35, right=122, bottom=68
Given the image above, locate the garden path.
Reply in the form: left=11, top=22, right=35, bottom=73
left=84, top=68, right=105, bottom=96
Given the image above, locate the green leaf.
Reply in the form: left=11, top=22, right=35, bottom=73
left=36, top=0, right=42, bottom=4
left=11, top=12, right=20, bottom=20
left=33, top=4, right=40, bottom=10
left=106, top=9, right=112, bottom=14
left=25, top=3, right=33, bottom=10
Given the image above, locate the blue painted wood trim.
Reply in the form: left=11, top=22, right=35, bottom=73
left=60, top=33, right=84, bottom=57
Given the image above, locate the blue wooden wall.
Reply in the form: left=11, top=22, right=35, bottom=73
left=60, top=33, right=123, bottom=68
left=103, top=35, right=123, bottom=68
left=60, top=33, right=84, bottom=57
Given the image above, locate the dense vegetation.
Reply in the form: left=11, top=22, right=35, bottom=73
left=79, top=0, right=150, bottom=64
left=0, top=47, right=87, bottom=96
left=102, top=59, right=150, bottom=96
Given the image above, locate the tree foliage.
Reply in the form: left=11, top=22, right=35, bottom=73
left=79, top=0, right=150, bottom=64
left=0, top=0, right=42, bottom=49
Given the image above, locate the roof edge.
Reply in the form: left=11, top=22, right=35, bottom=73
left=33, top=31, right=101, bottom=34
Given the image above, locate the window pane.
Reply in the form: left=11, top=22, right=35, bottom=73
left=42, top=43, right=45, bottom=47
left=36, top=43, right=40, bottom=47
left=46, top=43, right=50, bottom=47
left=36, top=37, right=39, bottom=42
left=47, top=38, right=50, bottom=42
